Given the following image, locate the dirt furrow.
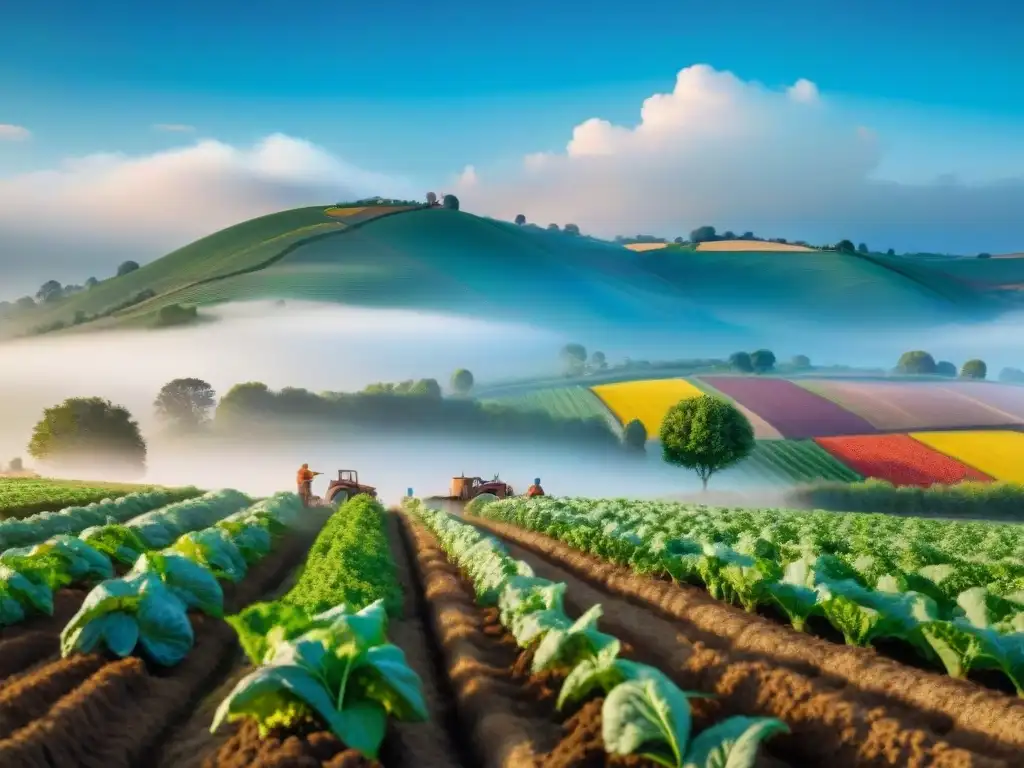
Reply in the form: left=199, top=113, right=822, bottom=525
left=399, top=514, right=792, bottom=768
left=474, top=518, right=1007, bottom=767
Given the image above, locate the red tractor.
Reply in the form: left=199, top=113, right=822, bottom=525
left=322, top=469, right=378, bottom=506
left=425, top=474, right=515, bottom=514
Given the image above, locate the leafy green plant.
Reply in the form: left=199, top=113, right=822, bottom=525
left=60, top=572, right=194, bottom=665
left=212, top=600, right=427, bottom=759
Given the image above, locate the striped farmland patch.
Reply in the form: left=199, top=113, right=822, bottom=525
left=815, top=434, right=992, bottom=487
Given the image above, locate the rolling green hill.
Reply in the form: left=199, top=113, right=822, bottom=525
left=0, top=204, right=1011, bottom=340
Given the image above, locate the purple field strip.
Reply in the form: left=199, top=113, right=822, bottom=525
left=939, top=382, right=1024, bottom=422
left=697, top=377, right=878, bottom=438
left=800, top=379, right=1023, bottom=430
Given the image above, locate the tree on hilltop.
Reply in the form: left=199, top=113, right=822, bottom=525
left=560, top=343, right=587, bottom=376
left=896, top=350, right=936, bottom=375
left=15, top=296, right=35, bottom=309
left=450, top=368, right=475, bottom=396
left=935, top=361, right=957, bottom=377
left=36, top=280, right=63, bottom=303
left=835, top=240, right=855, bottom=253
left=660, top=395, right=754, bottom=491
left=426, top=191, right=437, bottom=206
left=117, top=260, right=140, bottom=277
left=442, top=194, right=460, bottom=211
left=154, top=378, right=217, bottom=432
left=690, top=225, right=717, bottom=243
left=28, top=397, right=146, bottom=477
left=886, top=248, right=896, bottom=256
left=547, top=223, right=560, bottom=231
left=515, top=214, right=526, bottom=225
left=590, top=351, right=608, bottom=371
left=977, top=253, right=993, bottom=259
left=564, top=223, right=581, bottom=235
left=728, top=351, right=754, bottom=373
left=857, top=243, right=869, bottom=254
left=960, top=359, right=987, bottom=380
left=750, top=349, right=776, bottom=373
left=998, top=367, right=1024, bottom=383
left=791, top=354, right=811, bottom=370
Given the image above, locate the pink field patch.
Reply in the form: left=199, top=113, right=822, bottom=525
left=799, top=379, right=1023, bottom=431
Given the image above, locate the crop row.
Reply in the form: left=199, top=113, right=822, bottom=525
left=205, top=494, right=424, bottom=765
left=403, top=497, right=788, bottom=766
left=0, top=485, right=202, bottom=549
left=0, top=489, right=252, bottom=632
left=0, top=478, right=197, bottom=519
left=469, top=497, right=1024, bottom=694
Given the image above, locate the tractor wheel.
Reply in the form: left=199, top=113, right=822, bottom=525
left=331, top=489, right=350, bottom=505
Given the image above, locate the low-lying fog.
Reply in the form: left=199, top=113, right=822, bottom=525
left=2, top=300, right=1024, bottom=505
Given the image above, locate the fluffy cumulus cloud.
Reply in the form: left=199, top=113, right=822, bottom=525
left=454, top=64, right=1024, bottom=253
left=0, top=124, right=31, bottom=141
left=0, top=134, right=415, bottom=294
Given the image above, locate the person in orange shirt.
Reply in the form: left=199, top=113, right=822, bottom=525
left=296, top=464, right=321, bottom=506
left=526, top=477, right=545, bottom=498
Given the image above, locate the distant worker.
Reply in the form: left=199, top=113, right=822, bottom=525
left=526, top=477, right=545, bottom=498
left=296, top=463, right=322, bottom=506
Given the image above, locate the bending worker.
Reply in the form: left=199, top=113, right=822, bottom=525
left=526, top=477, right=545, bottom=498
left=296, top=463, right=322, bottom=505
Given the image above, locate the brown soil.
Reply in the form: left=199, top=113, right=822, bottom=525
left=0, top=522, right=323, bottom=767
left=401, top=514, right=752, bottom=768
left=469, top=518, right=1009, bottom=768
left=207, top=719, right=379, bottom=768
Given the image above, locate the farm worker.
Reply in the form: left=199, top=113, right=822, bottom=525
left=526, top=478, right=545, bottom=498
left=296, top=464, right=321, bottom=505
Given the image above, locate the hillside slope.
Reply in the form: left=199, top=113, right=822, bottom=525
left=1, top=205, right=1008, bottom=340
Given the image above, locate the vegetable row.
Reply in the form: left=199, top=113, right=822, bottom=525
left=0, top=478, right=197, bottom=520
left=211, top=495, right=425, bottom=760
left=406, top=498, right=787, bottom=768
left=469, top=496, right=1024, bottom=694
left=59, top=491, right=306, bottom=666
left=0, top=485, right=202, bottom=550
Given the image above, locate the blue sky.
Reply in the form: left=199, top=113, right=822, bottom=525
left=1, top=0, right=1023, bottom=291
left=3, top=0, right=1023, bottom=179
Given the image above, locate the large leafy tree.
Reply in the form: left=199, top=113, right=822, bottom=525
left=728, top=351, right=754, bottom=373
left=750, top=349, right=776, bottom=373
left=960, top=359, right=987, bottom=380
left=450, top=368, right=475, bottom=395
left=560, top=343, right=587, bottom=376
left=154, top=377, right=217, bottom=431
left=28, top=397, right=146, bottom=476
left=897, top=350, right=936, bottom=375
left=660, top=395, right=754, bottom=490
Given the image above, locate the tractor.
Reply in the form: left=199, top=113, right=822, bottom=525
left=320, top=469, right=377, bottom=506
left=425, top=474, right=515, bottom=515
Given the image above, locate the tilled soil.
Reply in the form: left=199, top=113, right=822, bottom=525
left=202, top=512, right=467, bottom=768
left=0, top=522, right=323, bottom=768
left=400, top=514, right=782, bottom=768
left=469, top=517, right=1012, bottom=768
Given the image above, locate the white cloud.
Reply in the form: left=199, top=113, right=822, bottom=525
left=456, top=164, right=478, bottom=186
left=787, top=78, right=819, bottom=103
left=0, top=124, right=31, bottom=141
left=454, top=64, right=1024, bottom=254
left=0, top=134, right=416, bottom=294
left=152, top=123, right=196, bottom=133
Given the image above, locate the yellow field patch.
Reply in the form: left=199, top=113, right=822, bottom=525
left=324, top=207, right=367, bottom=217
left=696, top=240, right=817, bottom=252
left=591, top=379, right=705, bottom=435
left=623, top=243, right=669, bottom=252
left=910, top=430, right=1024, bottom=481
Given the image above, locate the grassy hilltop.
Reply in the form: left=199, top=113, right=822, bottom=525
left=1, top=203, right=1017, bottom=340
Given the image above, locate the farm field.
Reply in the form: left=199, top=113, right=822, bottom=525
left=799, top=379, right=1022, bottom=430
left=0, top=476, right=198, bottom=518
left=735, top=439, right=862, bottom=485
left=17, top=474, right=1024, bottom=765
left=463, top=495, right=1024, bottom=765
left=480, top=385, right=621, bottom=433
left=910, top=430, right=1024, bottom=482
left=591, top=377, right=705, bottom=434
left=814, top=434, right=994, bottom=487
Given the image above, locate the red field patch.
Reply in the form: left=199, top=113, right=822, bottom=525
left=814, top=434, right=994, bottom=487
